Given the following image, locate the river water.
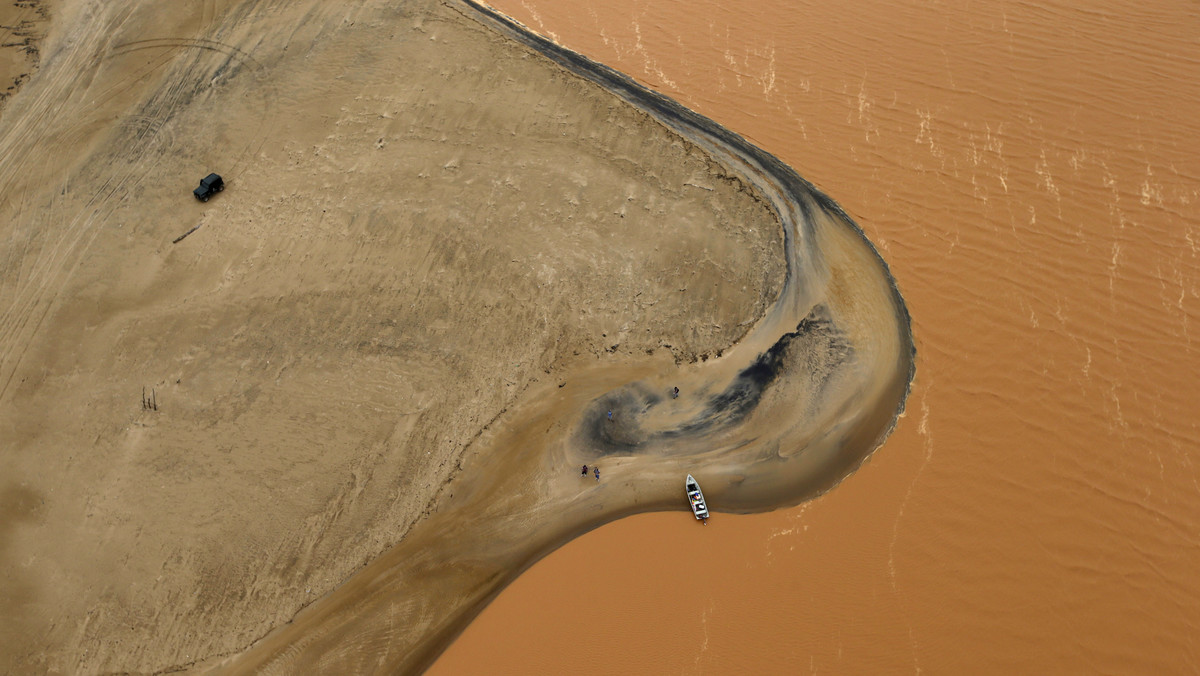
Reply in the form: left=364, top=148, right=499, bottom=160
left=430, top=0, right=1200, bottom=672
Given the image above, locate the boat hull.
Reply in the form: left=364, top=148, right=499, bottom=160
left=685, top=474, right=709, bottom=520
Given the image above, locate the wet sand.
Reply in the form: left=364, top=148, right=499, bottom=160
left=0, top=0, right=911, bottom=673
left=432, top=0, right=1200, bottom=673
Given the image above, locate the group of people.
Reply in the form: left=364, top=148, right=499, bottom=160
left=586, top=387, right=681, bottom=484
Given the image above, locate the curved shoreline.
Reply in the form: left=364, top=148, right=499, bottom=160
left=211, top=1, right=915, bottom=673
left=456, top=0, right=915, bottom=508
left=457, top=0, right=914, bottom=433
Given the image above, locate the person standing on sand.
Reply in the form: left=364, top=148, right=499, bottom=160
left=582, top=464, right=588, bottom=477
left=672, top=386, right=679, bottom=398
left=594, top=467, right=600, bottom=482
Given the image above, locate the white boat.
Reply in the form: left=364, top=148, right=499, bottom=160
left=685, top=474, right=709, bottom=520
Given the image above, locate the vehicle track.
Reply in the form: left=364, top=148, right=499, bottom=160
left=0, top=9, right=266, bottom=403
left=108, top=37, right=262, bottom=71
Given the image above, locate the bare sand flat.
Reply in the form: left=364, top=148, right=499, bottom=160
left=0, top=0, right=911, bottom=673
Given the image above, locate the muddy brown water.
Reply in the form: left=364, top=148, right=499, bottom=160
left=431, top=0, right=1200, bottom=673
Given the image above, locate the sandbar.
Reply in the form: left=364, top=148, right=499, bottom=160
left=0, top=0, right=912, bottom=673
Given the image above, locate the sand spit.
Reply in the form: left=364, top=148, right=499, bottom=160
left=0, top=0, right=910, bottom=673
left=210, top=2, right=913, bottom=674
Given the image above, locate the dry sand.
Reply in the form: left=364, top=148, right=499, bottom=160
left=0, top=0, right=910, bottom=673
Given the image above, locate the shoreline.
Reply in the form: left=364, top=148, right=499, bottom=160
left=0, top=0, right=911, bottom=671
left=458, top=0, right=916, bottom=464
left=212, top=1, right=915, bottom=673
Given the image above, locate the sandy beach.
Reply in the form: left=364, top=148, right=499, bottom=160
left=0, top=0, right=911, bottom=672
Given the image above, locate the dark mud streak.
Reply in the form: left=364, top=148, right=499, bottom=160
left=579, top=305, right=853, bottom=458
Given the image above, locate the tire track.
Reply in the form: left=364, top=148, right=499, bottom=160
left=0, top=12, right=267, bottom=402
left=0, top=5, right=126, bottom=400
left=108, top=37, right=262, bottom=71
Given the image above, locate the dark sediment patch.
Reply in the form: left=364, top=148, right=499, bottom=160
left=576, top=305, right=854, bottom=459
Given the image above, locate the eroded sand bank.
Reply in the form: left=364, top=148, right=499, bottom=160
left=0, top=0, right=911, bottom=673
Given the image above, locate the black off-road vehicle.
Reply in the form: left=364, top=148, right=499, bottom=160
left=193, top=173, right=224, bottom=202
